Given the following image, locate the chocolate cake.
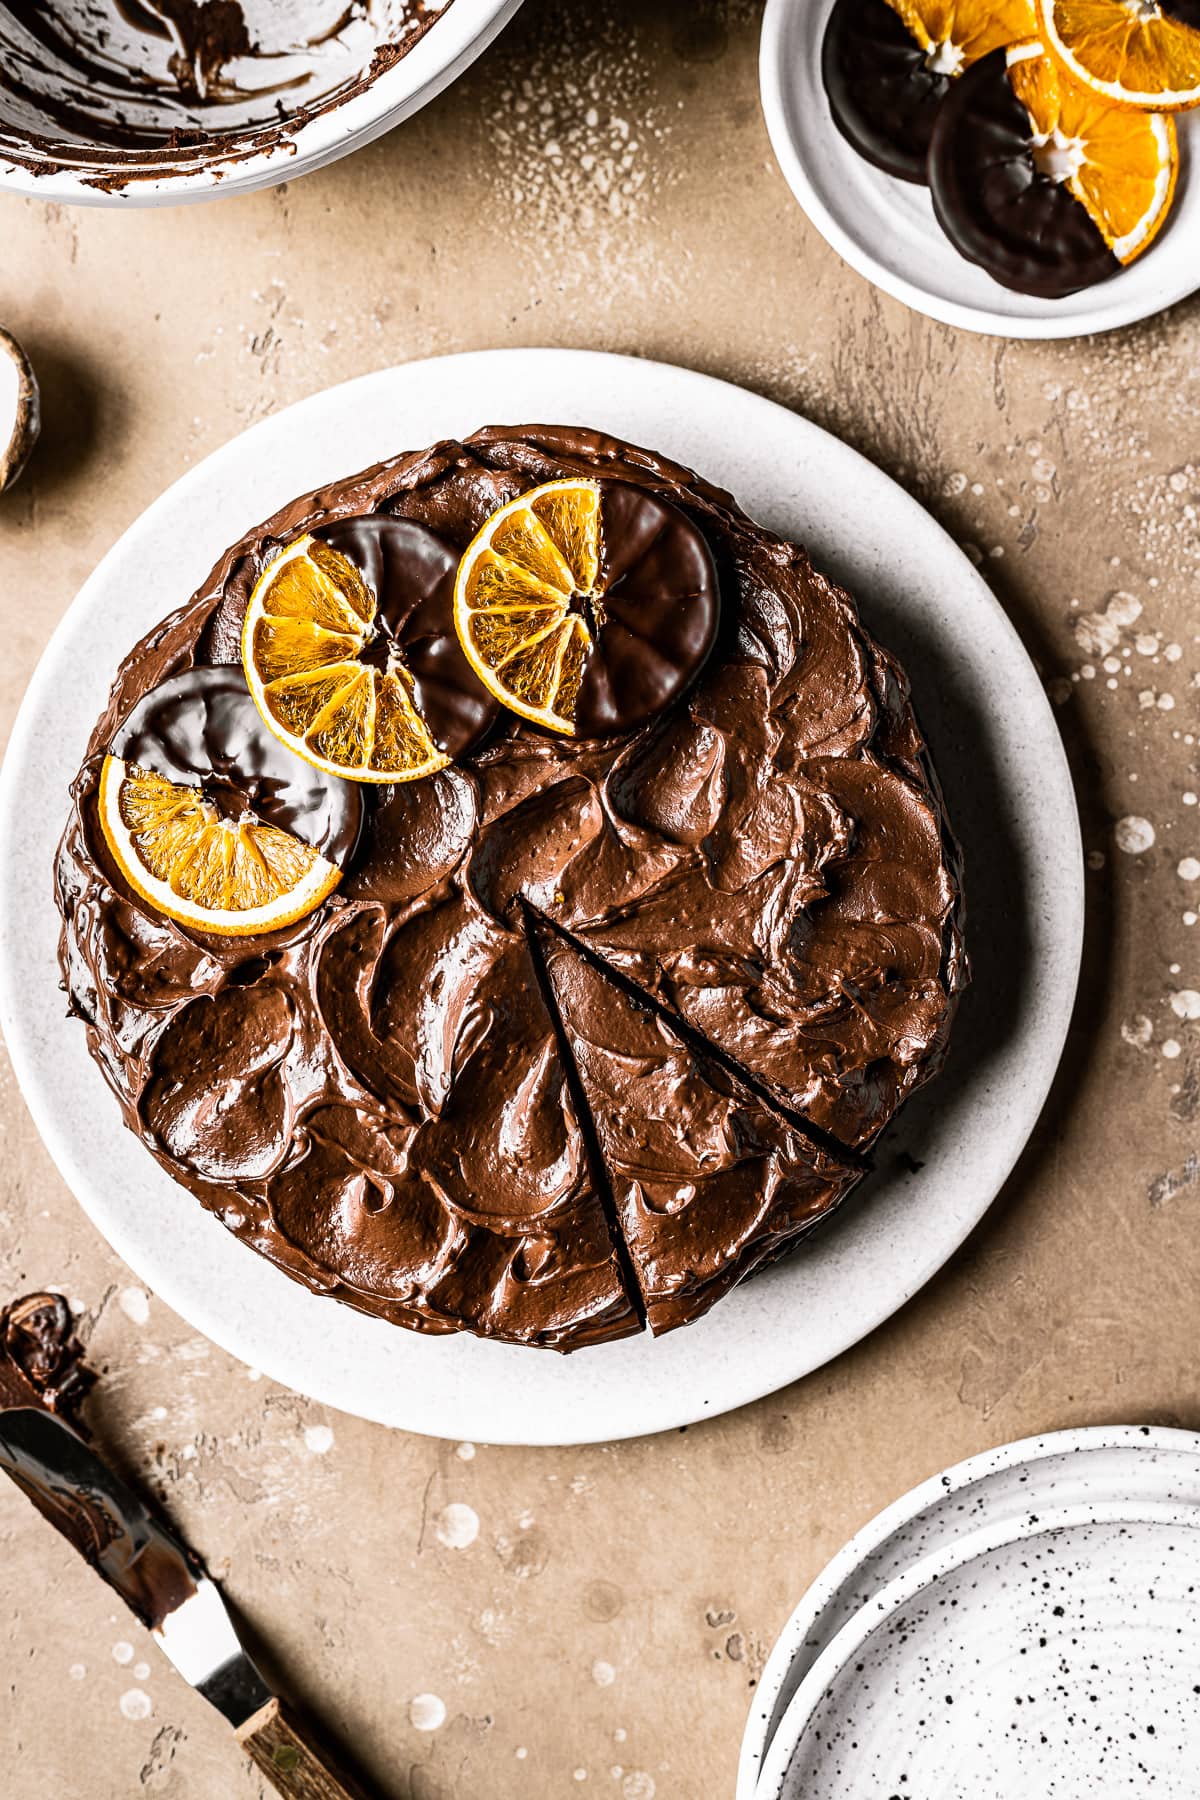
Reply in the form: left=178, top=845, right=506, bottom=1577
left=56, top=426, right=966, bottom=1350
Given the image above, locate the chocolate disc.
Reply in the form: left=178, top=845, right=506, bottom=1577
left=111, top=664, right=364, bottom=868
left=928, top=49, right=1119, bottom=300
left=313, top=515, right=501, bottom=758
left=822, top=0, right=951, bottom=184
left=573, top=483, right=720, bottom=738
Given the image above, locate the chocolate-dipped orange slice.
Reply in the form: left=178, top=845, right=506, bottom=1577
left=99, top=666, right=362, bottom=936
left=822, top=0, right=1037, bottom=182
left=929, top=38, right=1177, bottom=297
left=453, top=479, right=719, bottom=738
left=1039, top=0, right=1200, bottom=112
left=243, top=518, right=498, bottom=782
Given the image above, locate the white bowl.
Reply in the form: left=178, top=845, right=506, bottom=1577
left=0, top=0, right=523, bottom=207
left=759, top=0, right=1200, bottom=338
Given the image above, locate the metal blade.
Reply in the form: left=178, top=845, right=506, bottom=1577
left=0, top=1407, right=271, bottom=1726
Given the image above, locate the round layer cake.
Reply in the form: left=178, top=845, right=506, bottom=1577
left=55, top=426, right=967, bottom=1350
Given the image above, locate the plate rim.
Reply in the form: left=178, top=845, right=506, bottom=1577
left=758, top=1491, right=1200, bottom=1798
left=737, top=1423, right=1200, bottom=1799
left=758, top=0, right=1200, bottom=340
left=0, top=347, right=1083, bottom=1443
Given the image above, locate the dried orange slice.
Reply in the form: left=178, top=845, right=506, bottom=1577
left=1008, top=38, right=1177, bottom=261
left=888, top=0, right=1038, bottom=71
left=242, top=534, right=449, bottom=784
left=453, top=480, right=597, bottom=736
left=453, top=478, right=720, bottom=739
left=99, top=756, right=341, bottom=936
left=1038, top=0, right=1200, bottom=111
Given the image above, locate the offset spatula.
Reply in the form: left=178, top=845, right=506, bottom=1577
left=0, top=1405, right=373, bottom=1799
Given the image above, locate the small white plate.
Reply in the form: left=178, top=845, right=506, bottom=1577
left=0, top=349, right=1081, bottom=1443
left=759, top=0, right=1200, bottom=339
left=738, top=1425, right=1200, bottom=1798
left=758, top=1497, right=1200, bottom=1798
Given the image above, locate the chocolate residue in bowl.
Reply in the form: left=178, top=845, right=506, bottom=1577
left=0, top=0, right=453, bottom=183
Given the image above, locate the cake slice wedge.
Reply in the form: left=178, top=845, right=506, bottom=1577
left=526, top=914, right=865, bottom=1336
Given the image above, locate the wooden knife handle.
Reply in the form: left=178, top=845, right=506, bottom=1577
left=236, top=1696, right=375, bottom=1800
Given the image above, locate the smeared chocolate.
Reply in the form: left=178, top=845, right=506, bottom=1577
left=0, top=1291, right=92, bottom=1418
left=111, top=664, right=363, bottom=867
left=313, top=515, right=500, bottom=758
left=572, top=482, right=720, bottom=738
left=0, top=1288, right=197, bottom=1629
left=0, top=1406, right=200, bottom=1629
left=929, top=49, right=1120, bottom=299
left=822, top=0, right=951, bottom=183
left=0, top=0, right=454, bottom=187
left=56, top=426, right=966, bottom=1350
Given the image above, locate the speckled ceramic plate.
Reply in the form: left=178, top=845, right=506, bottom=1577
left=0, top=349, right=1081, bottom=1443
left=759, top=0, right=1200, bottom=339
left=758, top=1496, right=1200, bottom=1798
left=739, top=1425, right=1200, bottom=1798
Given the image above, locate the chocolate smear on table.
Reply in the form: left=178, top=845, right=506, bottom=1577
left=0, top=1291, right=199, bottom=1630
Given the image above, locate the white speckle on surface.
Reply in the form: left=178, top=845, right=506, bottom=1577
left=574, top=1770, right=588, bottom=1783
left=119, top=1689, right=151, bottom=1722
left=409, top=1693, right=446, bottom=1732
left=1179, top=858, right=1200, bottom=882
left=614, top=1728, right=627, bottom=1743
left=111, top=1642, right=134, bottom=1666
left=132, top=1662, right=150, bottom=1682
left=1121, top=1016, right=1154, bottom=1050
left=1115, top=815, right=1155, bottom=854
left=436, top=1502, right=480, bottom=1550
left=455, top=1441, right=476, bottom=1461
left=592, top=1659, right=616, bottom=1686
left=1074, top=591, right=1141, bottom=659
left=1170, top=991, right=1200, bottom=1020
left=1163, top=1039, right=1182, bottom=1059
left=515, top=1746, right=528, bottom=1760
left=303, top=1424, right=334, bottom=1455
left=118, top=1287, right=149, bottom=1324
left=69, top=1663, right=86, bottom=1681
left=622, top=1775, right=656, bottom=1800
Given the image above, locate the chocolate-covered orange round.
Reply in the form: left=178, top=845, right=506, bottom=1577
left=453, top=478, right=720, bottom=738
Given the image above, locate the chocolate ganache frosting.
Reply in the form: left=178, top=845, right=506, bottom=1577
left=56, top=426, right=967, bottom=1349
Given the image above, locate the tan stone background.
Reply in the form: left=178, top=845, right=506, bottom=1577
left=2, top=1, right=1199, bottom=1795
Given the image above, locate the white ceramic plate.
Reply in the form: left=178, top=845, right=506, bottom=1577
left=0, top=0, right=524, bottom=207
left=759, top=1496, right=1200, bottom=1797
left=759, top=0, right=1200, bottom=339
left=0, top=349, right=1081, bottom=1444
left=738, top=1425, right=1200, bottom=1798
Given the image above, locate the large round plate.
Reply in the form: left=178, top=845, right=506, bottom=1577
left=759, top=1498, right=1200, bottom=1796
left=738, top=1425, right=1200, bottom=1797
left=760, top=0, right=1200, bottom=339
left=0, top=350, right=1081, bottom=1444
